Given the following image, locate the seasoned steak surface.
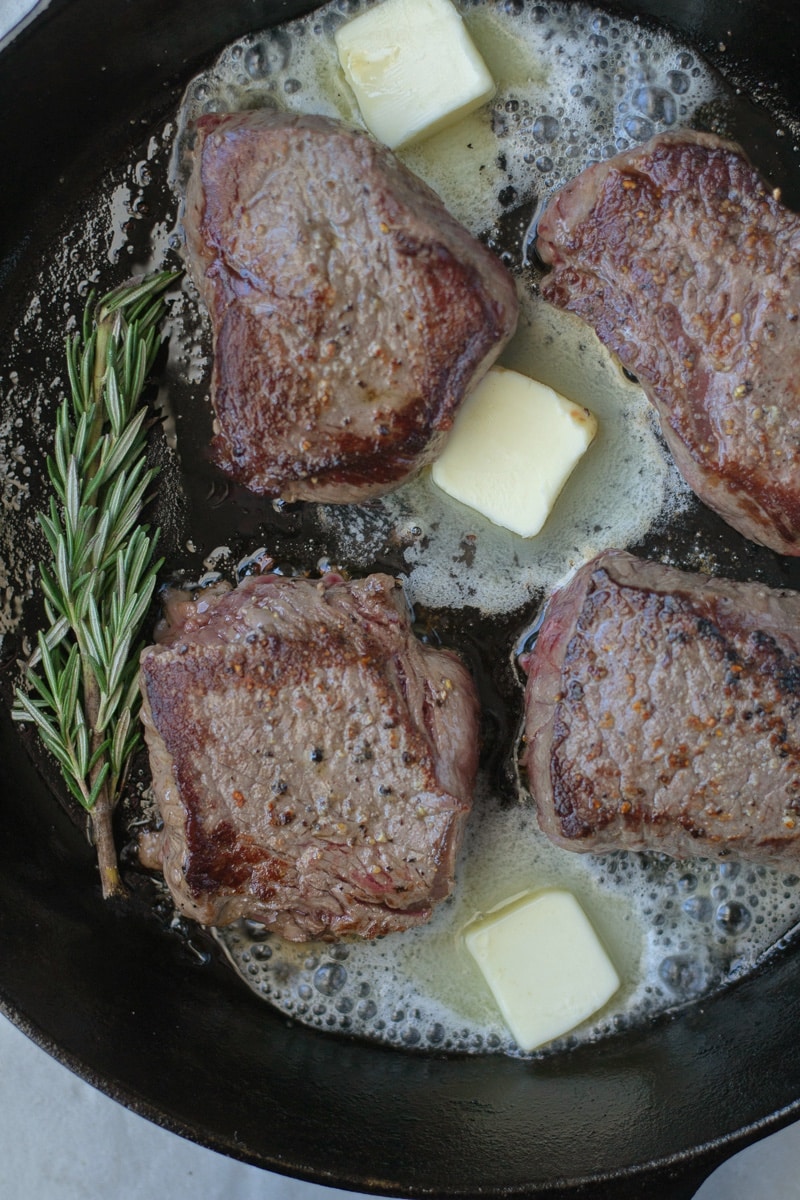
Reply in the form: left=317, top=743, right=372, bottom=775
left=184, top=109, right=518, bottom=503
left=139, top=572, right=479, bottom=938
left=520, top=549, right=800, bottom=864
left=537, top=130, right=800, bottom=555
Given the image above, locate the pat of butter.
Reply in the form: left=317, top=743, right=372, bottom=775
left=334, top=0, right=495, bottom=150
left=432, top=365, right=597, bottom=538
left=464, top=889, right=620, bottom=1051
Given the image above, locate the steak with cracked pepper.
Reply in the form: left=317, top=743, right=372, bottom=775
left=183, top=109, right=518, bottom=503
left=520, top=549, right=800, bottom=865
left=139, top=571, right=479, bottom=938
left=536, top=129, right=800, bottom=556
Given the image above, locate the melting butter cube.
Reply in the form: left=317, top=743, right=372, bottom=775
left=432, top=365, right=597, bottom=538
left=464, top=889, right=620, bottom=1051
left=334, top=0, right=495, bottom=150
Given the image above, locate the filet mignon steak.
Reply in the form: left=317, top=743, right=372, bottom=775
left=536, top=130, right=800, bottom=556
left=520, top=549, right=800, bottom=864
left=183, top=109, right=518, bottom=504
left=139, top=572, right=479, bottom=939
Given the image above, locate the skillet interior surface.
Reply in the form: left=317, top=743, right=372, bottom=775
left=2, top=0, right=800, bottom=1196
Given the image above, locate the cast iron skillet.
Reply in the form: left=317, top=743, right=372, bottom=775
left=2, top=0, right=800, bottom=1196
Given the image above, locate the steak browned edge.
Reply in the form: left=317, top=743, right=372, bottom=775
left=520, top=548, right=800, bottom=865
left=139, top=572, right=479, bottom=939
left=183, top=109, right=518, bottom=504
left=537, top=130, right=800, bottom=556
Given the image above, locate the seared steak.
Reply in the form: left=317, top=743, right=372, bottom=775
left=139, top=572, right=479, bottom=938
left=183, top=109, right=518, bottom=503
left=520, top=549, right=800, bottom=864
left=536, top=130, right=800, bottom=556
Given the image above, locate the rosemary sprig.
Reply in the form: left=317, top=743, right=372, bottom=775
left=13, top=270, right=179, bottom=899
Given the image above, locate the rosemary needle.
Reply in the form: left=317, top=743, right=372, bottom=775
left=13, top=269, right=180, bottom=899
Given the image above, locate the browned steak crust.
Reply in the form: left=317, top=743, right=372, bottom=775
left=183, top=109, right=518, bottom=503
left=537, top=130, right=800, bottom=555
left=139, top=572, right=479, bottom=939
left=520, top=549, right=800, bottom=864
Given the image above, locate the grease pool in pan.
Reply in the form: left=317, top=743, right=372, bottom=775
left=2, top=0, right=800, bottom=1057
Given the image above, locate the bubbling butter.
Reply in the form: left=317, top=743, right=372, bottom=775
left=163, top=0, right=800, bottom=1058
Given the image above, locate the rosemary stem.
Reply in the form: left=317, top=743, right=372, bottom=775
left=91, top=792, right=126, bottom=900
left=86, top=303, right=125, bottom=898
left=92, top=309, right=113, bottom=407
left=87, top=306, right=115, bottom=485
left=85, top=666, right=125, bottom=899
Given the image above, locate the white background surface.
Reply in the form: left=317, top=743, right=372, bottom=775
left=3, top=0, right=800, bottom=1196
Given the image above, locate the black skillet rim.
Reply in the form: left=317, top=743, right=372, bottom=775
left=2, top=0, right=800, bottom=1196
